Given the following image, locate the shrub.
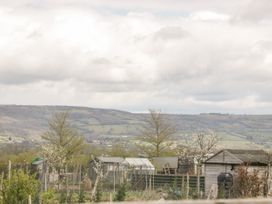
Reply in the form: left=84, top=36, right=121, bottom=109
left=114, top=182, right=127, bottom=201
left=0, top=170, right=40, bottom=204
left=41, top=188, right=56, bottom=204
left=233, top=165, right=265, bottom=198
left=166, top=179, right=181, bottom=200
left=59, top=191, right=66, bottom=204
left=78, top=189, right=85, bottom=203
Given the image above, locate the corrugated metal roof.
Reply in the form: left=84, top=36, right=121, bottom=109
left=97, top=157, right=125, bottom=163
left=152, top=157, right=178, bottom=169
left=125, top=158, right=155, bottom=170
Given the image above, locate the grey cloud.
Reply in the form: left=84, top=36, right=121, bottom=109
left=1, top=0, right=272, bottom=113
left=153, top=26, right=189, bottom=40
left=91, top=57, right=111, bottom=65
left=232, top=0, right=272, bottom=23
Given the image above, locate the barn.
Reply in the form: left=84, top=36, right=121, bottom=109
left=204, top=149, right=269, bottom=198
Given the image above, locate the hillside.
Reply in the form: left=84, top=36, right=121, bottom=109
left=0, top=105, right=271, bottom=149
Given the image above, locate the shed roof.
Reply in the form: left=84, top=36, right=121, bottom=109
left=205, top=149, right=268, bottom=165
left=31, top=157, right=44, bottom=165
left=152, top=157, right=178, bottom=169
left=227, top=149, right=268, bottom=164
left=97, top=157, right=125, bottom=163
left=125, top=158, right=155, bottom=170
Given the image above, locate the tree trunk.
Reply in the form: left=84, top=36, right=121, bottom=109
left=156, top=144, right=159, bottom=157
left=186, top=173, right=189, bottom=199
left=91, top=176, right=100, bottom=201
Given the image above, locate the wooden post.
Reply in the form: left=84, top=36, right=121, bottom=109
left=44, top=170, right=47, bottom=192
left=181, top=175, right=185, bottom=198
left=149, top=172, right=152, bottom=191
left=0, top=172, right=4, bottom=191
left=78, top=164, right=82, bottom=192
left=153, top=172, right=155, bottom=190
left=268, top=159, right=271, bottom=196
left=72, top=166, right=76, bottom=194
left=28, top=195, right=32, bottom=204
left=186, top=173, right=189, bottom=199
left=8, top=160, right=11, bottom=183
left=65, top=165, right=69, bottom=204
left=113, top=165, right=116, bottom=192
left=197, top=164, right=200, bottom=198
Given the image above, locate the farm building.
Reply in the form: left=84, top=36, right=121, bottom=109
left=152, top=157, right=196, bottom=175
left=204, top=149, right=270, bottom=198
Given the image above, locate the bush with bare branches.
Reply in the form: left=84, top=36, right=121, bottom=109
left=233, top=165, right=265, bottom=198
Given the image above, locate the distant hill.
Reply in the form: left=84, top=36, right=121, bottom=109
left=0, top=105, right=271, bottom=149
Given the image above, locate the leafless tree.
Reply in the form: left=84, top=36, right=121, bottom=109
left=138, top=109, right=176, bottom=157
left=91, top=156, right=108, bottom=201
left=193, top=131, right=218, bottom=163
left=177, top=130, right=218, bottom=198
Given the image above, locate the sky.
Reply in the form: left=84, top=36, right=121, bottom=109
left=1, top=0, right=272, bottom=114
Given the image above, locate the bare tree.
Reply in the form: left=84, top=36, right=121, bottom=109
left=193, top=131, right=218, bottom=164
left=177, top=131, right=218, bottom=162
left=138, top=109, right=176, bottom=157
left=194, top=131, right=218, bottom=198
left=177, top=131, right=218, bottom=198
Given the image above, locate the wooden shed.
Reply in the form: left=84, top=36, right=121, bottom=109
left=204, top=149, right=269, bottom=197
left=152, top=157, right=178, bottom=174
left=151, top=157, right=195, bottom=175
left=89, top=156, right=127, bottom=188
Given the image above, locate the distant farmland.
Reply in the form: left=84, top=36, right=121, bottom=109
left=0, top=105, right=271, bottom=149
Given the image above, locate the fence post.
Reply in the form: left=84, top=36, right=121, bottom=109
left=186, top=173, right=189, bottom=199
left=181, top=175, right=185, bottom=198
left=0, top=172, right=4, bottom=191
left=8, top=160, right=11, bottom=182
left=28, top=195, right=32, bottom=204
left=79, top=164, right=82, bottom=193
left=197, top=164, right=200, bottom=198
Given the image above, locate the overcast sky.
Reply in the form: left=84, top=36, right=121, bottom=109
left=1, top=0, right=272, bottom=113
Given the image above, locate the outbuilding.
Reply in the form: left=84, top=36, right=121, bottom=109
left=89, top=156, right=127, bottom=188
left=152, top=157, right=178, bottom=174
left=125, top=157, right=155, bottom=173
left=204, top=149, right=269, bottom=197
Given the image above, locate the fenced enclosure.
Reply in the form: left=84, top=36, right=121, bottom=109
left=130, top=173, right=205, bottom=192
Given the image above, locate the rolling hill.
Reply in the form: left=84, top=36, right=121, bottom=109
left=0, top=105, right=271, bottom=149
